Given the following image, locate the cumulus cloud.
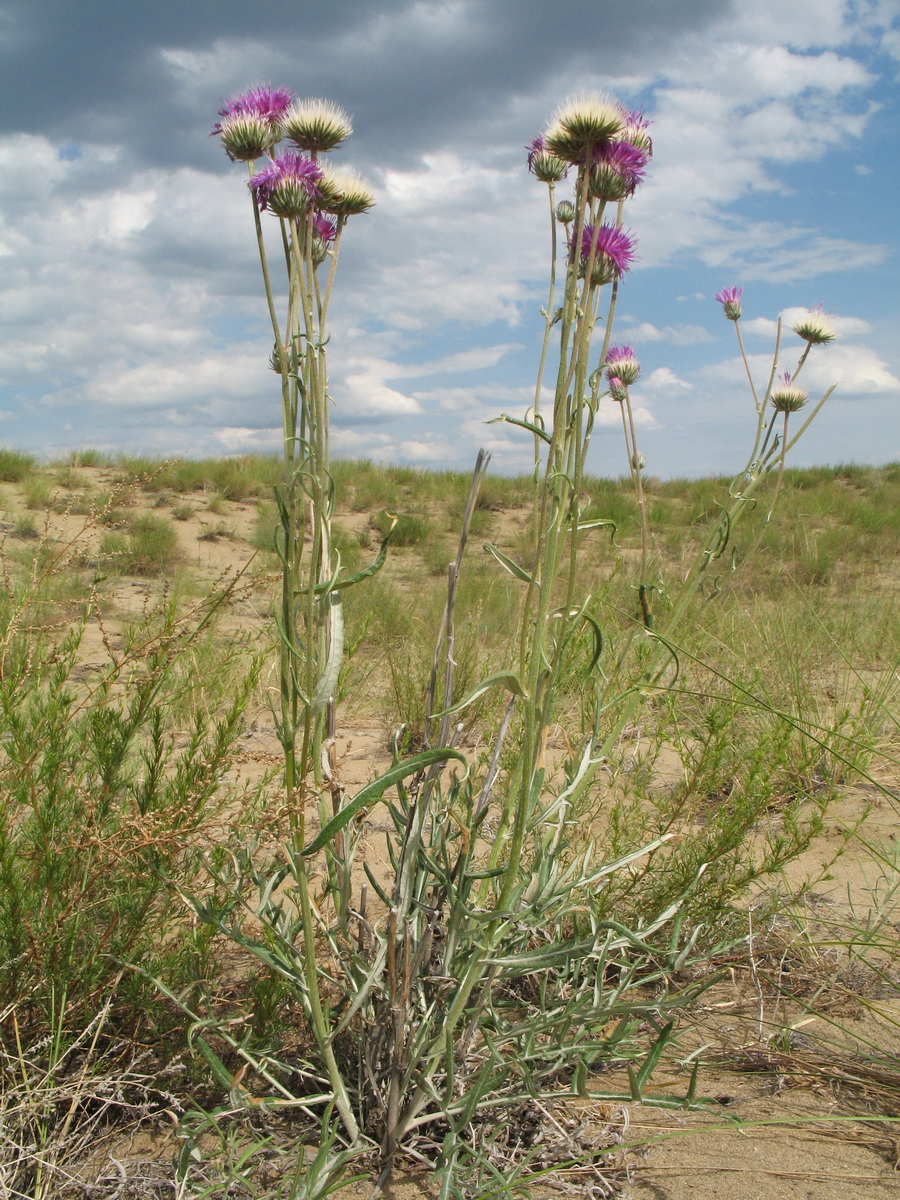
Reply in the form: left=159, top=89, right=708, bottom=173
left=701, top=344, right=899, bottom=397
left=642, top=367, right=692, bottom=391
left=616, top=321, right=715, bottom=346
left=0, top=0, right=896, bottom=475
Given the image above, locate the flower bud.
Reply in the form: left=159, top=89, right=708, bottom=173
left=555, top=200, right=576, bottom=223
left=631, top=451, right=646, bottom=471
left=608, top=376, right=628, bottom=402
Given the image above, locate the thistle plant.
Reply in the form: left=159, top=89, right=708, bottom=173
left=194, top=87, right=841, bottom=1194
left=213, top=85, right=387, bottom=1137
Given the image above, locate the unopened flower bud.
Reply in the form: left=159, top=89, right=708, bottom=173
left=556, top=200, right=575, bottom=223
left=631, top=451, right=646, bottom=471
left=608, top=376, right=628, bottom=402
left=771, top=372, right=807, bottom=413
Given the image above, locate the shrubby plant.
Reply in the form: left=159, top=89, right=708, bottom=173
left=189, top=86, right=845, bottom=1195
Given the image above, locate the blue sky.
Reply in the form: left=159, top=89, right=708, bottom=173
left=0, top=0, right=897, bottom=478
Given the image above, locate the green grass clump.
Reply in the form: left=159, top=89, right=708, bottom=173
left=101, top=513, right=180, bottom=576
left=0, top=448, right=36, bottom=482
left=23, top=474, right=53, bottom=510
left=122, top=455, right=283, bottom=500
left=373, top=509, right=433, bottom=546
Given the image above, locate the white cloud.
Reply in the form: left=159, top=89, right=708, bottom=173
left=215, top=426, right=281, bottom=453
left=339, top=370, right=421, bottom=418
left=642, top=367, right=692, bottom=391
left=742, top=316, right=781, bottom=337
left=802, top=344, right=900, bottom=395
left=617, top=321, right=714, bottom=346
left=411, top=383, right=531, bottom=413
left=1, top=5, right=897, bottom=478
left=701, top=343, right=899, bottom=398
left=779, top=307, right=872, bottom=337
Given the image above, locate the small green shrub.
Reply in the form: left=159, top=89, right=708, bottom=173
left=0, top=581, right=260, bottom=1035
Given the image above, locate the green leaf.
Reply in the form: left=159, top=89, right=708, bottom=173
left=313, top=518, right=397, bottom=594
left=302, top=747, right=469, bottom=856
left=434, top=670, right=528, bottom=719
left=484, top=542, right=534, bottom=584
left=582, top=611, right=604, bottom=674
left=486, top=413, right=552, bottom=445
left=577, top=517, right=618, bottom=540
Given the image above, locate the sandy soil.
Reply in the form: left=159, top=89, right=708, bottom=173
left=4, top=466, right=898, bottom=1198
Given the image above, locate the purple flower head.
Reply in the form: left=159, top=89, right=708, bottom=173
left=771, top=371, right=807, bottom=414
left=619, top=109, right=653, bottom=157
left=250, top=151, right=323, bottom=218
left=216, top=86, right=294, bottom=124
left=575, top=223, right=637, bottom=282
left=526, top=134, right=568, bottom=182
left=589, top=139, right=648, bottom=200
left=526, top=136, right=544, bottom=172
left=714, top=285, right=743, bottom=321
left=212, top=86, right=293, bottom=161
left=313, top=212, right=337, bottom=244
left=604, top=344, right=641, bottom=386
